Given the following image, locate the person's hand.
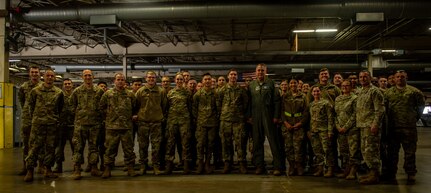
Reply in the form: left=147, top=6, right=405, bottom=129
left=370, top=124, right=379, bottom=135
left=307, top=131, right=312, bottom=140
left=293, top=122, right=302, bottom=130
left=273, top=118, right=279, bottom=124
left=338, top=127, right=346, bottom=134
left=132, top=115, right=138, bottom=121
left=247, top=118, right=253, bottom=124
left=284, top=122, right=293, bottom=131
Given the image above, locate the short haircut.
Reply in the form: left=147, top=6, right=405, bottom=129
left=63, top=78, right=72, bottom=82
left=146, top=71, right=156, bottom=77
left=320, top=67, right=329, bottom=72
left=97, top=81, right=107, bottom=86
left=132, top=79, right=142, bottom=83
left=29, top=65, right=40, bottom=70
left=202, top=72, right=211, bottom=78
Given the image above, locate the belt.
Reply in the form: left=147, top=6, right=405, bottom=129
left=284, top=112, right=302, bottom=117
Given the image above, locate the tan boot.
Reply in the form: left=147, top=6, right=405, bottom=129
left=164, top=161, right=174, bottom=175
left=23, top=168, right=34, bottom=182
left=239, top=161, right=247, bottom=174
left=36, top=165, right=45, bottom=174
left=53, top=162, right=63, bottom=173
left=296, top=162, right=304, bottom=176
left=360, top=169, right=380, bottom=185
left=72, top=164, right=82, bottom=180
left=140, top=163, right=148, bottom=175
left=313, top=165, right=324, bottom=177
left=337, top=166, right=350, bottom=178
left=183, top=161, right=191, bottom=175
left=101, top=166, right=111, bottom=179
left=222, top=161, right=231, bottom=174
left=288, top=161, right=295, bottom=176
left=324, top=166, right=334, bottom=178
left=18, top=161, right=27, bottom=176
left=128, top=165, right=138, bottom=177
left=196, top=160, right=204, bottom=174
left=153, top=166, right=162, bottom=175
left=205, top=160, right=213, bottom=174
left=346, top=165, right=357, bottom=180
left=44, top=167, right=58, bottom=178
left=90, top=165, right=102, bottom=177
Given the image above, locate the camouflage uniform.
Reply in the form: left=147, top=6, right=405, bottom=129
left=384, top=85, right=425, bottom=176
left=281, top=92, right=308, bottom=164
left=248, top=78, right=284, bottom=170
left=193, top=88, right=218, bottom=162
left=218, top=84, right=248, bottom=162
left=18, top=80, right=42, bottom=164
left=70, top=85, right=104, bottom=166
left=334, top=94, right=361, bottom=167
left=135, top=85, right=167, bottom=168
left=25, top=84, right=64, bottom=169
left=99, top=88, right=137, bottom=167
left=165, top=87, right=192, bottom=162
left=356, top=85, right=385, bottom=170
left=309, top=99, right=334, bottom=167
left=55, top=90, right=75, bottom=165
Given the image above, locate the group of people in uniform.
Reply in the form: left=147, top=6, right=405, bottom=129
left=17, top=63, right=425, bottom=186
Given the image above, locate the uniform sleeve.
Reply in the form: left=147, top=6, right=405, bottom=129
left=70, top=89, right=78, bottom=112
left=131, top=92, right=137, bottom=115
left=273, top=83, right=281, bottom=119
left=216, top=87, right=224, bottom=117
left=372, top=89, right=385, bottom=128
left=246, top=84, right=252, bottom=119
left=161, top=88, right=168, bottom=117
left=327, top=102, right=334, bottom=136
left=415, top=89, right=426, bottom=120
left=242, top=88, right=249, bottom=117
left=300, top=96, right=309, bottom=126
left=99, top=92, right=108, bottom=119
left=134, top=90, right=141, bottom=115
left=27, top=89, right=37, bottom=120
left=192, top=92, right=199, bottom=120
left=342, top=96, right=357, bottom=131
left=18, top=84, right=26, bottom=108
left=56, top=91, right=64, bottom=117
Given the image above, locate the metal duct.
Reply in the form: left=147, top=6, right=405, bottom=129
left=51, top=63, right=361, bottom=72
left=385, top=62, right=431, bottom=69
left=21, top=1, right=431, bottom=22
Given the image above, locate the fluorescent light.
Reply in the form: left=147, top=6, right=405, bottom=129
left=9, top=67, right=20, bottom=72
left=293, top=30, right=315, bottom=33
left=9, top=59, right=21, bottom=62
left=381, top=49, right=397, bottom=53
left=429, top=27, right=431, bottom=30
left=315, top=29, right=338, bottom=33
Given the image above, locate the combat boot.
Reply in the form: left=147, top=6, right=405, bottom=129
left=296, top=162, right=305, bottom=176
left=337, top=166, right=350, bottom=178
left=53, top=162, right=63, bottom=173
left=313, top=165, right=324, bottom=177
left=90, top=165, right=102, bottom=177
left=24, top=168, right=34, bottom=182
left=18, top=161, right=27, bottom=176
left=205, top=160, right=213, bottom=174
left=72, top=164, right=82, bottom=180
left=287, top=161, right=295, bottom=176
left=346, top=165, right=357, bottom=180
left=255, top=166, right=265, bottom=175
left=360, top=169, right=380, bottom=185
left=140, top=163, right=148, bottom=175
left=407, top=175, right=416, bottom=185
left=84, top=164, right=91, bottom=172
left=44, top=166, right=59, bottom=178
left=101, top=166, right=111, bottom=179
left=222, top=161, right=231, bottom=174
left=153, top=166, right=162, bottom=175
left=239, top=161, right=247, bottom=174
left=324, top=166, right=334, bottom=178
left=183, top=161, right=191, bottom=175
left=36, top=164, right=45, bottom=174
left=165, top=161, right=174, bottom=175
left=196, top=160, right=204, bottom=174
left=127, top=165, right=138, bottom=177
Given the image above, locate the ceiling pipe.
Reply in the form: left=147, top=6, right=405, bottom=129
left=20, top=1, right=431, bottom=22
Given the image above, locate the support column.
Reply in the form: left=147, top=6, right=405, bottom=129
left=367, top=54, right=384, bottom=77
left=0, top=1, right=14, bottom=148
left=122, top=56, right=127, bottom=78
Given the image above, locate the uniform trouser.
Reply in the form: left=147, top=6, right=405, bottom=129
left=165, top=121, right=191, bottom=162
left=310, top=131, right=334, bottom=167
left=196, top=125, right=217, bottom=161
left=338, top=129, right=361, bottom=167
left=104, top=129, right=136, bottom=166
left=360, top=127, right=381, bottom=170
left=137, top=122, right=162, bottom=167
left=387, top=127, right=418, bottom=175
left=20, top=121, right=32, bottom=162
left=55, top=125, right=75, bottom=163
left=72, top=124, right=100, bottom=165
left=26, top=124, right=58, bottom=169
left=245, top=122, right=253, bottom=158
left=282, top=126, right=305, bottom=163
left=252, top=118, right=284, bottom=170
left=220, top=121, right=247, bottom=162
left=96, top=125, right=106, bottom=165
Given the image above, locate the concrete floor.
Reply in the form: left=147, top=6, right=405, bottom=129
left=2, top=128, right=431, bottom=193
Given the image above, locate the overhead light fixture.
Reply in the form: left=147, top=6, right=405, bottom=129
left=315, top=29, right=338, bottom=33
left=381, top=49, right=397, bottom=53
left=9, top=67, right=20, bottom=72
left=429, top=27, right=431, bottom=30
left=293, top=30, right=315, bottom=33
left=9, top=59, right=21, bottom=62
